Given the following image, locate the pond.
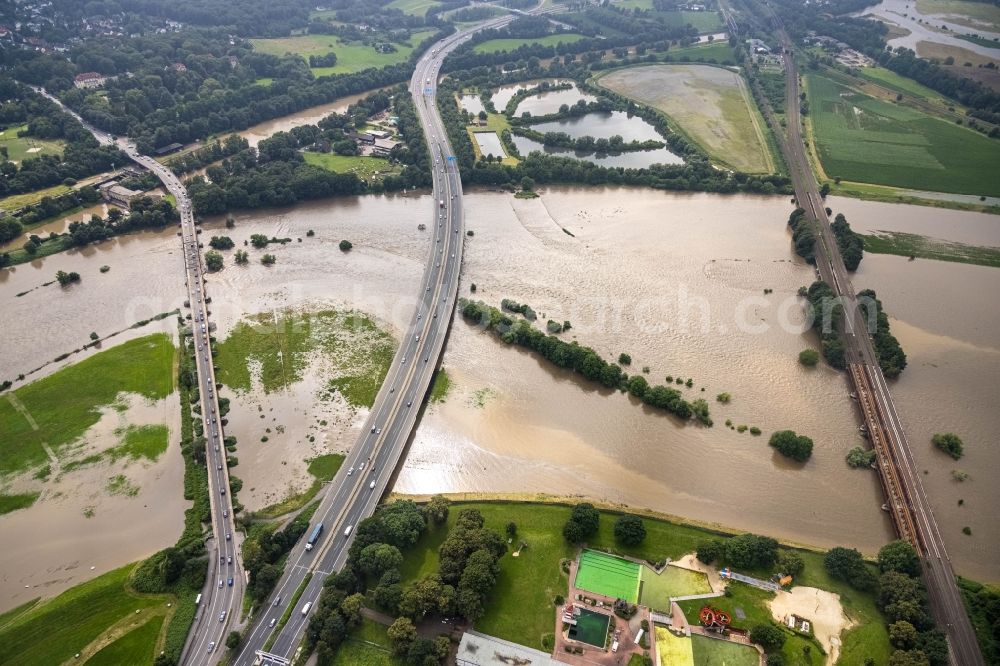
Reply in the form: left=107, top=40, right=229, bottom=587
left=514, top=85, right=597, bottom=117
left=472, top=132, right=508, bottom=160
left=528, top=110, right=665, bottom=142
left=458, top=93, right=485, bottom=115
left=511, top=135, right=683, bottom=168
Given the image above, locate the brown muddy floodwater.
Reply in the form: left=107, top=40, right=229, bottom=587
left=0, top=391, right=185, bottom=612
left=2, top=187, right=997, bottom=593
left=237, top=89, right=386, bottom=147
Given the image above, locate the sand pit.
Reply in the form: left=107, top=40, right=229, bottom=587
left=769, top=586, right=854, bottom=664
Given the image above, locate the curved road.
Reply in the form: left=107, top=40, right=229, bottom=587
left=32, top=90, right=247, bottom=659
left=227, top=14, right=516, bottom=666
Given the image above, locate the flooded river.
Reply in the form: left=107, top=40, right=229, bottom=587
left=2, top=187, right=997, bottom=607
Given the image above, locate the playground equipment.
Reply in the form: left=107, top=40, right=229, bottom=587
left=699, top=605, right=732, bottom=633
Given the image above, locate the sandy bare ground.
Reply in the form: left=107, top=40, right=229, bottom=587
left=768, top=586, right=854, bottom=664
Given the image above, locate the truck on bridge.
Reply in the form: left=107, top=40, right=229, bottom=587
left=304, top=523, right=323, bottom=551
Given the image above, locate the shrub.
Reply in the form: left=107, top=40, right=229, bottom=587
left=847, top=446, right=877, bottom=468
left=696, top=540, right=725, bottom=564
left=716, top=392, right=731, bottom=403
left=339, top=239, right=353, bottom=251
left=769, top=430, right=813, bottom=462
left=799, top=348, right=820, bottom=366
left=725, top=533, right=778, bottom=569
left=931, top=433, right=963, bottom=459
left=750, top=623, right=786, bottom=652
left=618, top=353, right=632, bottom=365
left=749, top=427, right=761, bottom=436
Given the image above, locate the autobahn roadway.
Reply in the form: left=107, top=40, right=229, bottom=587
left=229, top=14, right=517, bottom=666
left=773, top=26, right=985, bottom=666
left=32, top=89, right=247, bottom=659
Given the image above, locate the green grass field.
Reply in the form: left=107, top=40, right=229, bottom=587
left=333, top=619, right=404, bottom=665
left=428, top=368, right=452, bottom=403
left=399, top=502, right=730, bottom=650
left=107, top=424, right=169, bottom=463
left=303, top=152, right=400, bottom=181
left=652, top=10, right=724, bottom=33
left=0, top=124, right=64, bottom=164
left=596, top=64, right=773, bottom=172
left=473, top=33, right=585, bottom=54
left=861, top=230, right=1000, bottom=267
left=0, top=183, right=72, bottom=212
left=690, top=634, right=758, bottom=666
left=0, top=334, right=176, bottom=477
left=214, top=309, right=394, bottom=406
left=85, top=615, right=164, bottom=666
left=576, top=550, right=641, bottom=602
left=386, top=0, right=441, bottom=16
left=807, top=73, right=1000, bottom=196
left=639, top=564, right=712, bottom=611
left=664, top=41, right=738, bottom=63
left=0, top=491, right=41, bottom=515
left=252, top=30, right=436, bottom=76
left=0, top=564, right=170, bottom=666
left=857, top=66, right=960, bottom=108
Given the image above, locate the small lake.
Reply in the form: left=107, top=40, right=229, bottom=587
left=491, top=79, right=575, bottom=110
left=473, top=132, right=508, bottom=160
left=512, top=135, right=684, bottom=168
left=529, top=110, right=665, bottom=142
left=458, top=94, right=485, bottom=115
left=515, top=86, right=597, bottom=117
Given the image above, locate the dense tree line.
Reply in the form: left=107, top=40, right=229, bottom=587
left=826, top=541, right=949, bottom=665
left=802, top=280, right=846, bottom=370
left=696, top=532, right=780, bottom=569
left=243, top=505, right=318, bottom=604
left=857, top=289, right=907, bottom=378
left=62, top=197, right=180, bottom=246
left=768, top=429, right=814, bottom=462
left=304, top=497, right=458, bottom=664
left=166, top=135, right=249, bottom=175
left=184, top=87, right=430, bottom=214
left=0, top=79, right=125, bottom=196
left=47, top=0, right=317, bottom=37
left=515, top=127, right=665, bottom=153
left=787, top=207, right=816, bottom=264
left=831, top=212, right=864, bottom=271
left=460, top=299, right=710, bottom=423
left=959, top=578, right=1000, bottom=663
left=27, top=25, right=450, bottom=151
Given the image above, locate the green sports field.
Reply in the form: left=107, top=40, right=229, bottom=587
left=575, top=550, right=641, bottom=603
left=806, top=73, right=1000, bottom=196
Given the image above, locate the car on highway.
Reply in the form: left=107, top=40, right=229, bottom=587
left=228, top=577, right=234, bottom=586
left=225, top=532, right=231, bottom=540
left=208, top=642, right=215, bottom=653
left=219, top=611, right=226, bottom=622
left=269, top=618, right=277, bottom=627
left=219, top=579, right=223, bottom=588
left=347, top=467, right=354, bottom=476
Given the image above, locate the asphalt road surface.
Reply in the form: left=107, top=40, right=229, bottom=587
left=32, top=89, right=247, bottom=660
left=229, top=14, right=517, bottom=666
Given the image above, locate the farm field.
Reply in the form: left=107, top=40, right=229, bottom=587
left=0, top=183, right=72, bottom=212
left=251, top=30, right=436, bottom=75
left=303, top=152, right=400, bottom=181
left=652, top=9, right=724, bottom=33
left=596, top=64, right=773, bottom=172
left=386, top=0, right=441, bottom=16
left=857, top=66, right=960, bottom=108
left=806, top=73, right=1000, bottom=196
left=915, top=0, right=1000, bottom=31
left=0, top=564, right=171, bottom=666
left=916, top=40, right=999, bottom=67
left=473, top=33, right=585, bottom=54
left=0, top=124, right=64, bottom=164
left=664, top=41, right=738, bottom=64
left=0, top=334, right=176, bottom=477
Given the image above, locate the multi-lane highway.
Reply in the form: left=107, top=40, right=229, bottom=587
left=771, top=27, right=985, bottom=666
left=229, top=15, right=516, bottom=666
left=33, top=90, right=246, bottom=658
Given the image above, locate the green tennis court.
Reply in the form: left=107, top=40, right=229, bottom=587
left=575, top=550, right=641, bottom=603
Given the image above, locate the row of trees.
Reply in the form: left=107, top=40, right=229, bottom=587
left=460, top=299, right=709, bottom=422
left=166, top=135, right=249, bottom=176
left=801, top=280, right=846, bottom=370
left=243, top=505, right=317, bottom=603
left=857, top=289, right=907, bottom=378
left=825, top=541, right=949, bottom=665
left=787, top=207, right=816, bottom=264
left=561, top=502, right=648, bottom=547
left=831, top=213, right=864, bottom=271
left=513, top=127, right=665, bottom=155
